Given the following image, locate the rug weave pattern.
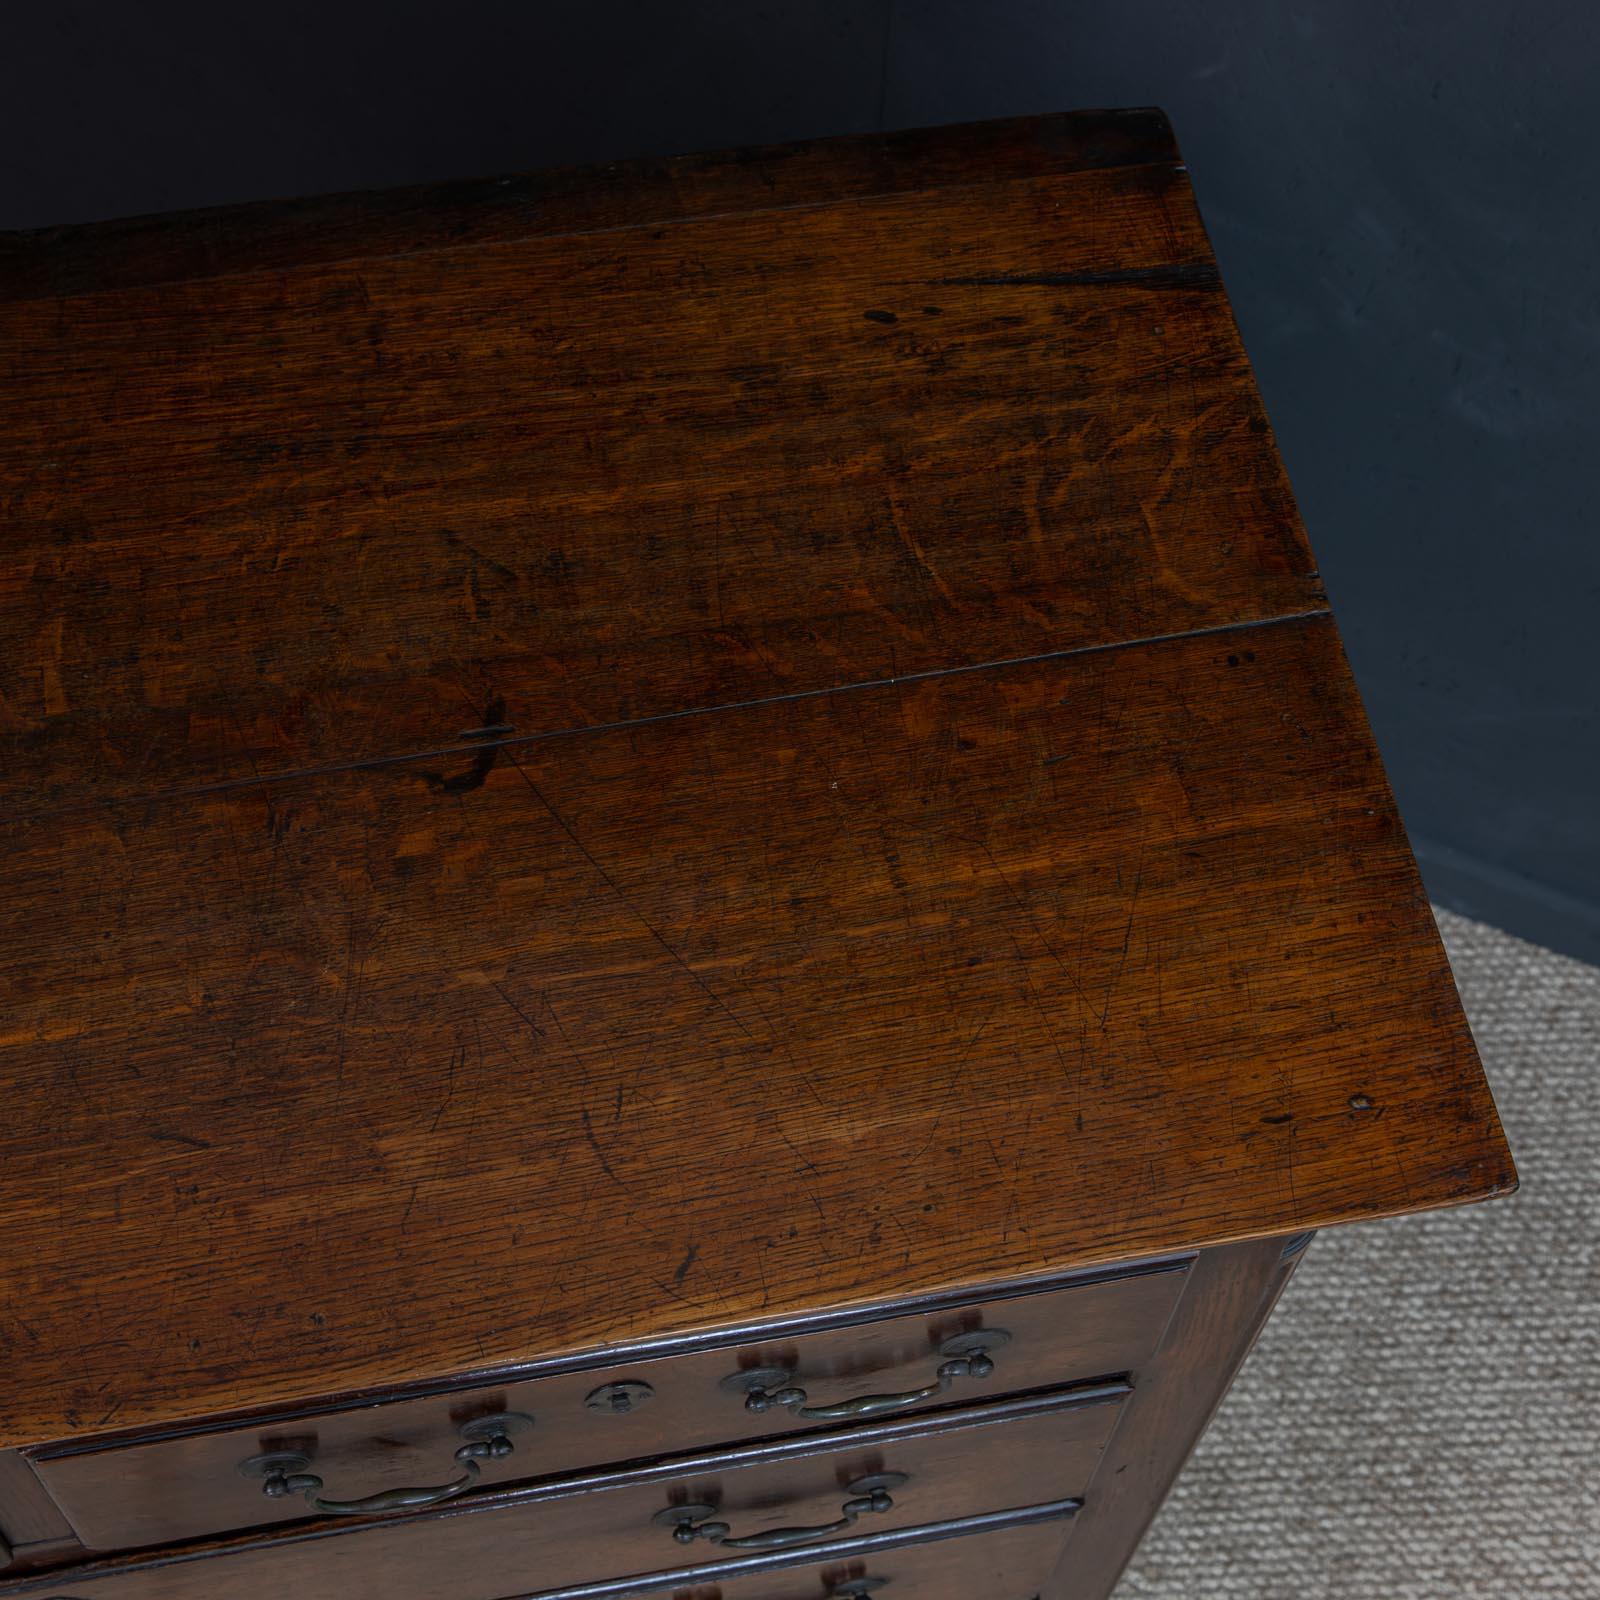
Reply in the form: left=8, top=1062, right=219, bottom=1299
left=1118, top=908, right=1599, bottom=1597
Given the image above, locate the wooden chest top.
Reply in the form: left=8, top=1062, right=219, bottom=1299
left=0, top=110, right=1513, bottom=1451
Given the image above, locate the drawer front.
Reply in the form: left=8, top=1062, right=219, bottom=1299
left=568, top=1504, right=1077, bottom=1600
left=33, top=1260, right=1185, bottom=1552
left=5, top=1386, right=1122, bottom=1600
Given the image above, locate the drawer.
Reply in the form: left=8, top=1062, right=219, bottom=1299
left=559, top=1502, right=1078, bottom=1600
left=31, top=1259, right=1185, bottom=1552
left=3, top=1384, right=1124, bottom=1600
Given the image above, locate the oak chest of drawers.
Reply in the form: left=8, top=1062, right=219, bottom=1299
left=0, top=108, right=1515, bottom=1600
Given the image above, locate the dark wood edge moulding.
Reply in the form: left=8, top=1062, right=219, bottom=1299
left=0, top=108, right=1178, bottom=302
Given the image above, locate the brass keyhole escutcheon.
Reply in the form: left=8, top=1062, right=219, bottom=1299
left=585, top=1379, right=656, bottom=1414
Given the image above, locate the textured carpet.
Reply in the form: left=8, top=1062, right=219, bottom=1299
left=1118, top=908, right=1599, bottom=1598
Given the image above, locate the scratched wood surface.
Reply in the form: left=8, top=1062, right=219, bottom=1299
left=0, top=117, right=1318, bottom=816
left=0, top=615, right=1511, bottom=1447
left=0, top=111, right=1511, bottom=1454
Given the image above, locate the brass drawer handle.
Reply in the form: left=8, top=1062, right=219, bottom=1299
left=257, top=1455, right=481, bottom=1515
left=654, top=1473, right=904, bottom=1551
left=721, top=1331, right=1009, bottom=1420
left=237, top=1413, right=531, bottom=1518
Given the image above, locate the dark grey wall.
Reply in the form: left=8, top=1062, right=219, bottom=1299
left=5, top=3, right=1596, bottom=960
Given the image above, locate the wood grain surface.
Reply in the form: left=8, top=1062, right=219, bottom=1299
left=0, top=614, right=1510, bottom=1448
left=0, top=110, right=1511, bottom=1456
left=0, top=120, right=1316, bottom=815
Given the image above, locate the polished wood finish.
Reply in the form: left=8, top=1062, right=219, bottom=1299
left=35, top=1260, right=1186, bottom=1553
left=0, top=611, right=1510, bottom=1449
left=0, top=1389, right=1121, bottom=1599
left=0, top=106, right=1514, bottom=1599
left=0, top=120, right=1319, bottom=819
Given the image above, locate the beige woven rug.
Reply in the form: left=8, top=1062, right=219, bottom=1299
left=1119, top=907, right=1598, bottom=1597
